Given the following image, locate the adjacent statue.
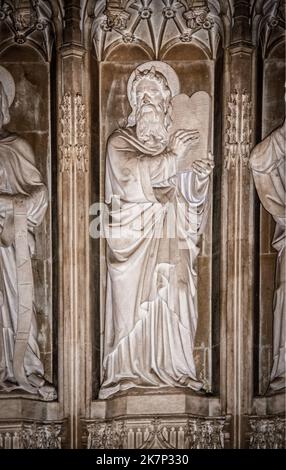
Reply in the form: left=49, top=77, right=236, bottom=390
left=99, top=61, right=214, bottom=399
left=0, top=66, right=56, bottom=401
left=250, top=112, right=286, bottom=394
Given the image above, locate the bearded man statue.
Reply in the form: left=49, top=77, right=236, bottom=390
left=0, top=66, right=56, bottom=401
left=99, top=62, right=214, bottom=399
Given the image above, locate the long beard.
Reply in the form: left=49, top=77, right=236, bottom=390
left=136, top=105, right=169, bottom=149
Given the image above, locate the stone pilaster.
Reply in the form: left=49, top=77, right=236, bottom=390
left=57, top=0, right=91, bottom=449
left=221, top=0, right=257, bottom=448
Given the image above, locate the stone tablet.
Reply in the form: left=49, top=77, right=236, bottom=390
left=169, top=92, right=211, bottom=172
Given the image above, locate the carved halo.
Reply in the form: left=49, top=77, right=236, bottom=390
left=127, top=61, right=180, bottom=105
left=0, top=66, right=16, bottom=107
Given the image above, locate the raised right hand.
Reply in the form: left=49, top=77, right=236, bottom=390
left=169, top=129, right=200, bottom=161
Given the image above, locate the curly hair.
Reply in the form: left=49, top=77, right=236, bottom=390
left=127, top=67, right=172, bottom=128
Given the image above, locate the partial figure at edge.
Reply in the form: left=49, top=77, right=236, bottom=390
left=0, top=66, right=56, bottom=401
left=250, top=94, right=286, bottom=394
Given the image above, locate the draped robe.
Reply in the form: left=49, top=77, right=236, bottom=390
left=0, top=134, right=48, bottom=393
left=99, top=127, right=211, bottom=399
left=250, top=120, right=286, bottom=391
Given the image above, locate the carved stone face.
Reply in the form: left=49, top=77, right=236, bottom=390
left=133, top=77, right=171, bottom=149
left=135, top=78, right=166, bottom=114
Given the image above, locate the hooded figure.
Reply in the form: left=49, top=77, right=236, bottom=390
left=0, top=67, right=56, bottom=401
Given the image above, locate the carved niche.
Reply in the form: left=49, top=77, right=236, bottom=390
left=0, top=1, right=59, bottom=398
left=252, top=0, right=285, bottom=57
left=90, top=0, right=226, bottom=398
left=0, top=0, right=55, bottom=60
left=92, top=0, right=228, bottom=60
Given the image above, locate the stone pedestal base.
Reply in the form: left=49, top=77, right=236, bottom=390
left=83, top=391, right=230, bottom=449
left=245, top=393, right=286, bottom=449
left=0, top=396, right=65, bottom=449
left=0, top=420, right=64, bottom=449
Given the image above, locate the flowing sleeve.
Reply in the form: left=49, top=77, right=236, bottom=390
left=26, top=183, right=48, bottom=228
left=12, top=138, right=48, bottom=228
left=106, top=131, right=176, bottom=204
left=141, top=150, right=176, bottom=187
left=250, top=126, right=285, bottom=218
left=174, top=170, right=211, bottom=234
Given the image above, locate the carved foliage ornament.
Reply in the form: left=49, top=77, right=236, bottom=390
left=102, top=0, right=131, bottom=31
left=249, top=416, right=285, bottom=449
left=0, top=422, right=63, bottom=449
left=0, top=0, right=47, bottom=44
left=102, top=0, right=214, bottom=31
left=225, top=88, right=252, bottom=170
left=60, top=92, right=88, bottom=173
left=186, top=417, right=224, bottom=449
left=86, top=416, right=226, bottom=449
left=94, top=0, right=221, bottom=60
left=181, top=1, right=214, bottom=30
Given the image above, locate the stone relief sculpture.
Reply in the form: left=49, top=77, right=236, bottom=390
left=250, top=106, right=286, bottom=394
left=99, top=61, right=214, bottom=399
left=0, top=66, right=56, bottom=401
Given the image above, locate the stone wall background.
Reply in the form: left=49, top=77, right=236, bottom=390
left=0, top=0, right=284, bottom=449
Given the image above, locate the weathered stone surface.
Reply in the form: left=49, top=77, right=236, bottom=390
left=0, top=0, right=284, bottom=449
left=84, top=414, right=229, bottom=449
left=0, top=421, right=64, bottom=449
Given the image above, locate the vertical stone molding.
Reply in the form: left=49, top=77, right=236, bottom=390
left=57, top=0, right=90, bottom=450
left=221, top=1, right=256, bottom=446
